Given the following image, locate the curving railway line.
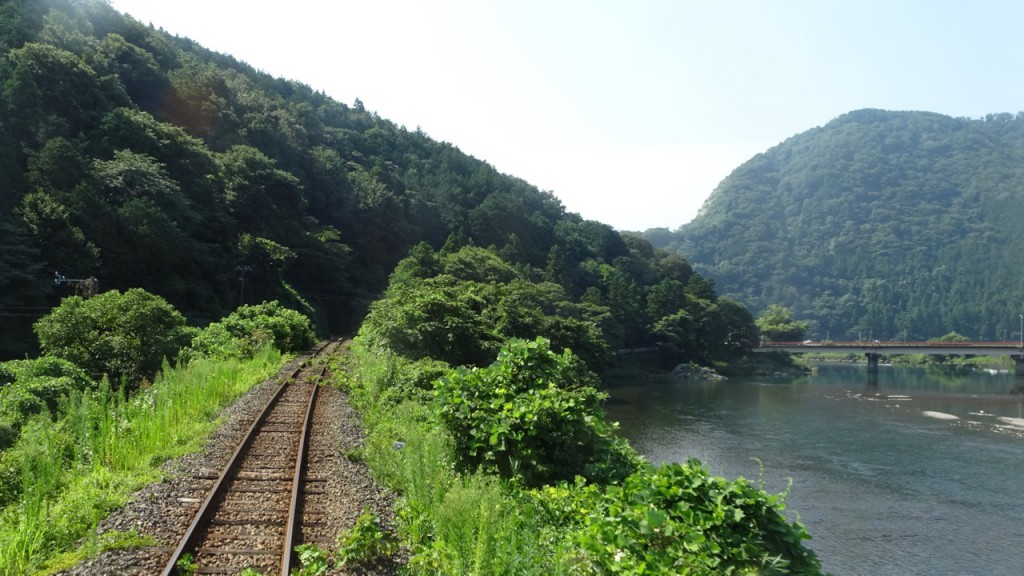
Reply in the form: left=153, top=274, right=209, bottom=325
left=160, top=339, right=342, bottom=575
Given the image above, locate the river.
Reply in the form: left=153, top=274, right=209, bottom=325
left=604, top=363, right=1024, bottom=575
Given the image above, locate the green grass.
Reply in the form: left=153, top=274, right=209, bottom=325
left=0, top=345, right=286, bottom=576
left=341, top=344, right=561, bottom=575
left=340, top=341, right=822, bottom=575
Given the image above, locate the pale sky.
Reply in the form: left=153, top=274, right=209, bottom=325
left=109, top=0, right=1024, bottom=231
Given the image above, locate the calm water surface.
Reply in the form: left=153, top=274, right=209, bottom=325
left=604, top=364, right=1024, bottom=575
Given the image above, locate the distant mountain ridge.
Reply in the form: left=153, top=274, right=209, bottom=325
left=649, top=108, right=1024, bottom=341
left=0, top=0, right=750, bottom=365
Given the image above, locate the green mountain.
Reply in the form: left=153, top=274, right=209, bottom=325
left=0, top=0, right=754, bottom=365
left=650, top=108, right=1024, bottom=342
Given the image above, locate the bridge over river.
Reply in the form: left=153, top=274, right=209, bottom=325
left=755, top=341, right=1024, bottom=374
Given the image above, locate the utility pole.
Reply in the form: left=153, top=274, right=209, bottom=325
left=236, top=266, right=252, bottom=306
left=54, top=272, right=99, bottom=299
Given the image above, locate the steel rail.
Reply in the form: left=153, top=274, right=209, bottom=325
left=281, top=359, right=324, bottom=574
left=160, top=340, right=336, bottom=576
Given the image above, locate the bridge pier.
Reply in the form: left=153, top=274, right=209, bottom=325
left=1013, top=354, right=1024, bottom=377
left=865, top=352, right=882, bottom=373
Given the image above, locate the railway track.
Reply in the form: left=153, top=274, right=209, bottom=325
left=160, top=339, right=342, bottom=575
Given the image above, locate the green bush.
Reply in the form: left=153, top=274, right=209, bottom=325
left=336, top=507, right=398, bottom=567
left=435, top=337, right=640, bottom=487
left=188, top=301, right=315, bottom=359
left=372, top=356, right=451, bottom=407
left=359, top=275, right=501, bottom=367
left=362, top=247, right=615, bottom=373
left=33, top=289, right=190, bottom=387
left=0, top=357, right=93, bottom=451
left=565, top=460, right=822, bottom=575
left=0, top=347, right=285, bottom=573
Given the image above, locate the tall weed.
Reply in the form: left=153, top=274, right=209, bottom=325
left=344, top=343, right=559, bottom=575
left=0, top=345, right=285, bottom=575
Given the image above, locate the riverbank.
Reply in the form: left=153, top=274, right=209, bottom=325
left=340, top=338, right=822, bottom=574
left=605, top=363, right=1024, bottom=575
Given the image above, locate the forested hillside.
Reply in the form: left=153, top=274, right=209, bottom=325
left=649, top=108, right=1024, bottom=342
left=0, top=0, right=751, bottom=365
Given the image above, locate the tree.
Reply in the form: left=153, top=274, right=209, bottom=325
left=715, top=297, right=759, bottom=356
left=440, top=245, right=518, bottom=284
left=387, top=241, right=441, bottom=287
left=93, top=150, right=188, bottom=214
left=26, top=137, right=90, bottom=201
left=87, top=32, right=166, bottom=111
left=33, top=288, right=191, bottom=387
left=219, top=145, right=305, bottom=240
left=651, top=310, right=697, bottom=367
left=3, top=42, right=114, bottom=146
left=646, top=278, right=688, bottom=321
left=605, top=268, right=645, bottom=348
left=359, top=275, right=499, bottom=367
left=0, top=214, right=46, bottom=358
left=756, top=304, right=810, bottom=342
left=16, top=191, right=101, bottom=274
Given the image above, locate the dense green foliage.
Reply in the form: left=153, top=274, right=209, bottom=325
left=756, top=305, right=809, bottom=342
left=33, top=288, right=191, bottom=387
left=0, top=355, right=90, bottom=450
left=435, top=337, right=638, bottom=487
left=535, top=461, right=820, bottom=574
left=343, top=338, right=820, bottom=574
left=361, top=245, right=612, bottom=369
left=650, top=108, right=1024, bottom=342
left=0, top=0, right=556, bottom=355
left=362, top=244, right=756, bottom=372
left=0, top=0, right=750, bottom=373
left=1, top=287, right=307, bottom=498
left=186, top=300, right=315, bottom=360
left=0, top=346, right=284, bottom=575
left=340, top=244, right=818, bottom=573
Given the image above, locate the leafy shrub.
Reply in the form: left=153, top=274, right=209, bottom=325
left=293, top=543, right=331, bottom=575
left=187, top=300, right=315, bottom=359
left=33, top=289, right=190, bottom=387
left=336, top=507, right=398, bottom=567
left=0, top=357, right=92, bottom=451
left=363, top=248, right=614, bottom=373
left=359, top=275, right=501, bottom=367
left=434, top=337, right=640, bottom=487
left=568, top=460, right=822, bottom=575
left=373, top=356, right=451, bottom=407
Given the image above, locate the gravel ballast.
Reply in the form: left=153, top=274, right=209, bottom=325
left=57, top=350, right=404, bottom=575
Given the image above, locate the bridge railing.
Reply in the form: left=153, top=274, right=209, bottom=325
left=761, top=341, right=1023, bottom=348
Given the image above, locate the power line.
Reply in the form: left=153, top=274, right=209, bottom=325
left=54, top=272, right=99, bottom=299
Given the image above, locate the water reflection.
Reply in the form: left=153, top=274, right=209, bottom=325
left=604, top=364, right=1024, bottom=575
